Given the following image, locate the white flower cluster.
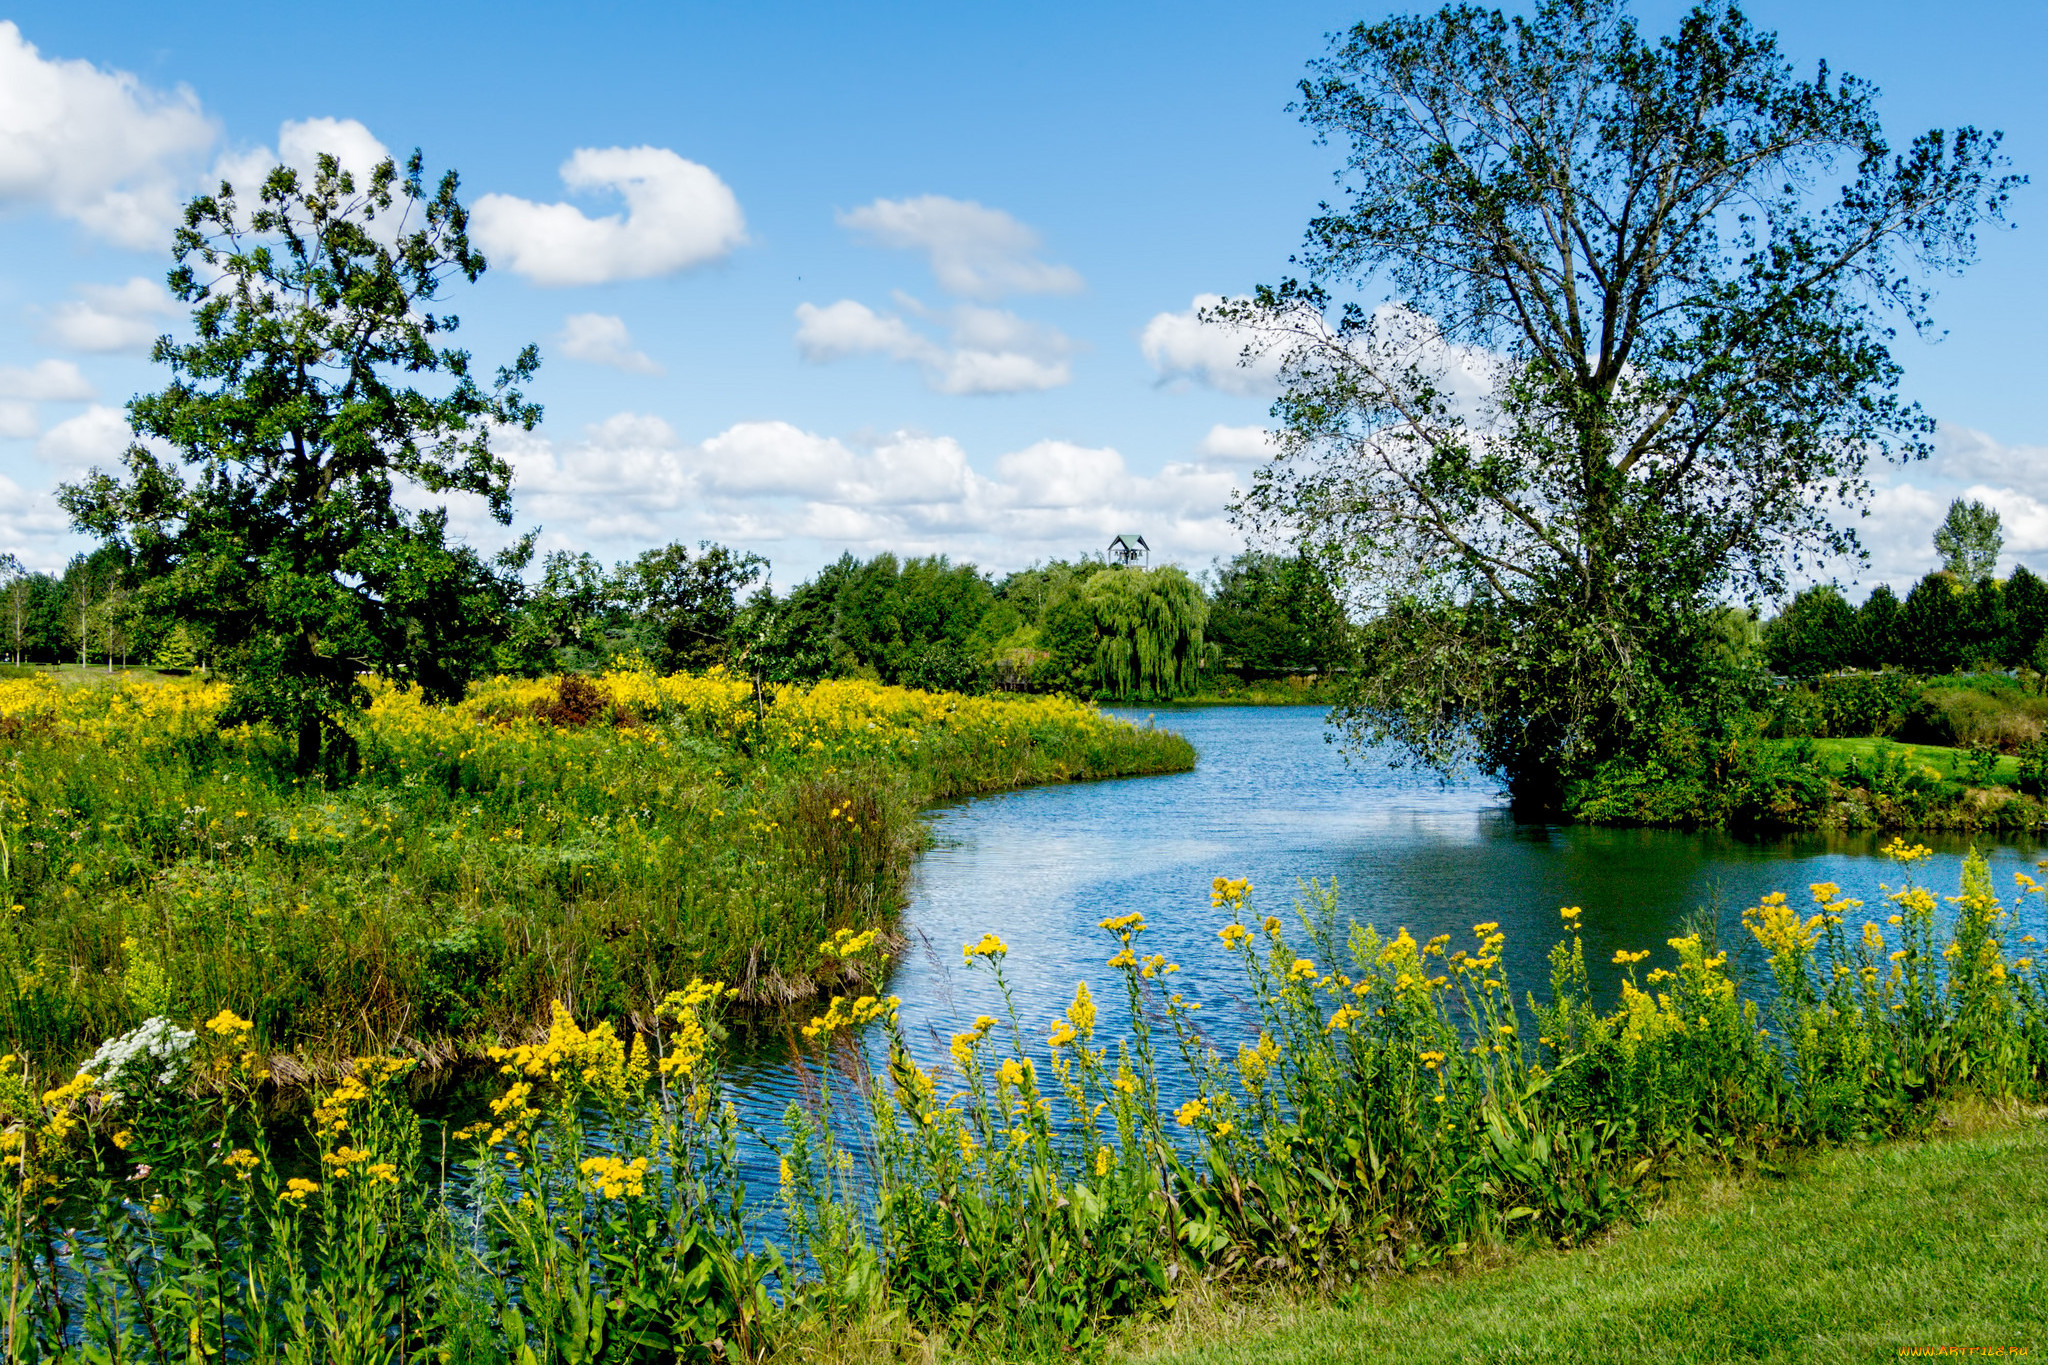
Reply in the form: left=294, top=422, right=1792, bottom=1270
left=79, top=1017, right=197, bottom=1102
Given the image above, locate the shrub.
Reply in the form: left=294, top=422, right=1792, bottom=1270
left=1903, top=684, right=2048, bottom=751
left=529, top=672, right=613, bottom=726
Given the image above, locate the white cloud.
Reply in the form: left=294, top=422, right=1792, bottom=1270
left=1820, top=424, right=2048, bottom=593
left=557, top=313, right=663, bottom=375
left=0, top=360, right=94, bottom=442
left=471, top=147, right=745, bottom=286
left=1198, top=424, right=1275, bottom=461
left=1928, top=423, right=2048, bottom=486
left=41, top=277, right=179, bottom=353
left=276, top=117, right=389, bottom=183
left=795, top=300, right=929, bottom=364
left=475, top=414, right=1242, bottom=574
left=36, top=404, right=132, bottom=472
left=0, top=21, right=216, bottom=248
left=838, top=195, right=1082, bottom=300
left=0, top=469, right=76, bottom=572
left=794, top=296, right=1073, bottom=395
left=0, top=360, right=94, bottom=402
left=1141, top=294, right=1284, bottom=397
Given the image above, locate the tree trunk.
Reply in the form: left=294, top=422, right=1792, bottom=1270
left=297, top=714, right=321, bottom=774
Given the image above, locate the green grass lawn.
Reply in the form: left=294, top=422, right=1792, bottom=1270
left=0, top=661, right=194, bottom=687
left=1136, top=1113, right=2048, bottom=1365
left=1805, top=734, right=2022, bottom=786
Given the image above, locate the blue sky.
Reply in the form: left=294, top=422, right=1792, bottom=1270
left=0, top=0, right=2042, bottom=589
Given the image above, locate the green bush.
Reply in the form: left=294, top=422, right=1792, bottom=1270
left=1904, top=683, right=2048, bottom=751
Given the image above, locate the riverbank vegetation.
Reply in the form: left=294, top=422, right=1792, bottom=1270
left=1561, top=609, right=2048, bottom=829
left=1137, top=1105, right=2047, bottom=1365
left=4, top=843, right=2045, bottom=1359
left=0, top=668, right=1192, bottom=1081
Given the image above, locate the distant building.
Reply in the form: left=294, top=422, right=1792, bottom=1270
left=1108, top=533, right=1149, bottom=567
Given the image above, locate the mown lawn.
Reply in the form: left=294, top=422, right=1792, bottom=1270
left=0, top=661, right=196, bottom=687
left=1136, top=1113, right=2048, bottom=1365
left=1805, top=734, right=2023, bottom=787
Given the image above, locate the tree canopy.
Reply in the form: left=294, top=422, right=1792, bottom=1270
left=1226, top=0, right=2018, bottom=799
left=60, top=149, right=540, bottom=771
left=1934, top=497, right=2003, bottom=580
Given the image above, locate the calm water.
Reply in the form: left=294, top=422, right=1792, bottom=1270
left=702, top=704, right=2048, bottom=1195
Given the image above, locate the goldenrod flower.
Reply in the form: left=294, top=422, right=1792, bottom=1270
left=962, top=933, right=1009, bottom=962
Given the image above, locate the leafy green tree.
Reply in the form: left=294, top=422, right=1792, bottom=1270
left=617, top=541, right=767, bottom=673
left=1080, top=566, right=1209, bottom=700
left=503, top=550, right=616, bottom=674
left=1934, top=498, right=2003, bottom=580
left=729, top=584, right=840, bottom=686
left=1761, top=586, right=1857, bottom=677
left=59, top=549, right=125, bottom=669
left=152, top=622, right=201, bottom=671
left=1897, top=573, right=1968, bottom=674
left=1853, top=583, right=1903, bottom=668
left=61, top=149, right=539, bottom=771
left=2002, top=564, right=2048, bottom=667
left=1226, top=0, right=2016, bottom=801
left=1207, top=551, right=1350, bottom=674
left=0, top=555, right=25, bottom=664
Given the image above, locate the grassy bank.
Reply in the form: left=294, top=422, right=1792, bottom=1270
left=1137, top=1106, right=2048, bottom=1365
left=1167, top=676, right=1340, bottom=706
left=0, top=668, right=1194, bottom=1080
left=5, top=847, right=2046, bottom=1361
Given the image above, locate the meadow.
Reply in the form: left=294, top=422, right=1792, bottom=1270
left=0, top=667, right=1195, bottom=1081
left=2, top=840, right=2045, bottom=1361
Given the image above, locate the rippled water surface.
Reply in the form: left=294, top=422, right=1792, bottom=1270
left=705, top=704, right=2047, bottom=1194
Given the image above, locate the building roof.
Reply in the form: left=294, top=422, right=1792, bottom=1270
left=1108, top=533, right=1149, bottom=551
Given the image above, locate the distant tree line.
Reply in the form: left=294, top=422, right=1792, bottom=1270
left=0, top=547, right=153, bottom=670
left=3, top=541, right=1352, bottom=703
left=1762, top=500, right=2048, bottom=678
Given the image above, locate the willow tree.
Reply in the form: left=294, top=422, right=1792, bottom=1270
left=61, top=149, right=540, bottom=773
left=1082, top=566, right=1208, bottom=700
left=1224, top=0, right=2017, bottom=801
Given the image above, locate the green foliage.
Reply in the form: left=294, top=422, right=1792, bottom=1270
left=0, top=673, right=1194, bottom=1076
left=1760, top=586, right=1856, bottom=677
left=1230, top=0, right=2013, bottom=801
left=9, top=852, right=2048, bottom=1358
left=150, top=623, right=200, bottom=672
left=1205, top=552, right=1349, bottom=675
left=1080, top=566, right=1210, bottom=701
left=735, top=552, right=998, bottom=689
left=1767, top=671, right=1916, bottom=740
left=615, top=542, right=767, bottom=673
left=1904, top=679, right=2048, bottom=751
left=1853, top=583, right=1904, bottom=668
left=58, top=148, right=541, bottom=772
left=1934, top=497, right=2004, bottom=580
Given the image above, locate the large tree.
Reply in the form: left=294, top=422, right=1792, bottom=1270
left=61, top=149, right=539, bottom=771
left=1226, top=0, right=2016, bottom=799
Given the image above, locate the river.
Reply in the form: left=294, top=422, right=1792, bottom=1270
left=701, top=703, right=2046, bottom=1195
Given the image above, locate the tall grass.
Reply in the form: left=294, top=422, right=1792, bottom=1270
left=0, top=668, right=1194, bottom=1079
left=3, top=844, right=2044, bottom=1361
